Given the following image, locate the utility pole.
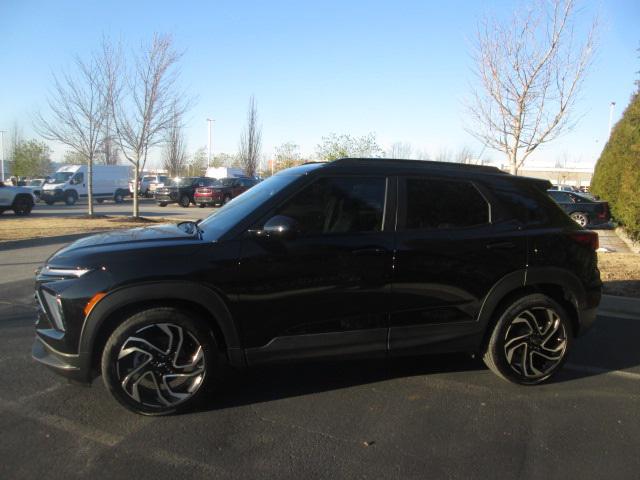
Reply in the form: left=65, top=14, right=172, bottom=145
left=0, top=130, right=5, bottom=181
left=608, top=102, right=616, bottom=138
left=206, top=118, right=214, bottom=168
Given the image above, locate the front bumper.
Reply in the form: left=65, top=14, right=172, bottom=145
left=32, top=337, right=90, bottom=383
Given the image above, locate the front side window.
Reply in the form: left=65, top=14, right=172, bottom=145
left=274, top=176, right=386, bottom=235
left=403, top=177, right=489, bottom=230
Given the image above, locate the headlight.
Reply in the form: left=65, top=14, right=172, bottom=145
left=41, top=266, right=91, bottom=278
left=40, top=289, right=66, bottom=331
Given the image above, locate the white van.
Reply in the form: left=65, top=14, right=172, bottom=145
left=41, top=165, right=130, bottom=205
left=204, top=166, right=245, bottom=179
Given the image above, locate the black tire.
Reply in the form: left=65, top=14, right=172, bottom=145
left=179, top=194, right=191, bottom=208
left=12, top=195, right=34, bottom=216
left=158, top=202, right=168, bottom=207
left=223, top=195, right=231, bottom=205
left=114, top=191, right=125, bottom=204
left=64, top=191, right=77, bottom=206
left=483, top=293, right=572, bottom=385
left=44, top=199, right=55, bottom=205
left=101, top=307, right=217, bottom=416
left=96, top=198, right=104, bottom=204
left=569, top=212, right=589, bottom=228
left=198, top=203, right=206, bottom=208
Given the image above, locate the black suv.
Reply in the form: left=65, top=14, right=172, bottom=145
left=32, top=159, right=601, bottom=415
left=155, top=176, right=213, bottom=207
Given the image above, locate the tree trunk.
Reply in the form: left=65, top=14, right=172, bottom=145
left=133, top=164, right=139, bottom=218
left=87, top=154, right=94, bottom=216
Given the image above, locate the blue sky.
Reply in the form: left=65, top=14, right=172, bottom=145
left=1, top=0, right=638, bottom=168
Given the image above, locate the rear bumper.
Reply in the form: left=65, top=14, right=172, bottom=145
left=194, top=195, right=221, bottom=204
left=576, top=286, right=601, bottom=336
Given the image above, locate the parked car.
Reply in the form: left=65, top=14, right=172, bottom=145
left=194, top=176, right=259, bottom=207
left=32, top=158, right=601, bottom=415
left=25, top=178, right=47, bottom=202
left=41, top=165, right=130, bottom=205
left=549, top=184, right=577, bottom=192
left=154, top=176, right=210, bottom=207
left=130, top=174, right=169, bottom=197
left=547, top=189, right=610, bottom=227
left=0, top=181, right=35, bottom=215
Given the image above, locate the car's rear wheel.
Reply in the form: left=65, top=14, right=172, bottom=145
left=179, top=194, right=190, bottom=208
left=198, top=203, right=205, bottom=208
left=483, top=293, right=572, bottom=385
left=44, top=199, right=55, bottom=205
left=570, top=212, right=589, bottom=228
left=101, top=307, right=216, bottom=415
left=114, top=192, right=125, bottom=204
left=158, top=202, right=168, bottom=207
left=12, top=195, right=34, bottom=216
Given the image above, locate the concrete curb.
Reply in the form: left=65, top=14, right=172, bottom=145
left=599, top=294, right=640, bottom=318
left=614, top=227, right=640, bottom=254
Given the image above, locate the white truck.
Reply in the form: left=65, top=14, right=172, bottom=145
left=41, top=165, right=130, bottom=205
left=0, top=181, right=36, bottom=215
left=204, top=166, right=245, bottom=179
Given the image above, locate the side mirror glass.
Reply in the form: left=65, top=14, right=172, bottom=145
left=261, top=215, right=299, bottom=239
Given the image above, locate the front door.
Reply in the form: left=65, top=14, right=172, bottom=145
left=235, top=175, right=394, bottom=364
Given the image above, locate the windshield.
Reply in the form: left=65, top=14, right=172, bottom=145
left=51, top=172, right=74, bottom=183
left=199, top=174, right=300, bottom=240
left=29, top=179, right=43, bottom=186
left=166, top=177, right=194, bottom=187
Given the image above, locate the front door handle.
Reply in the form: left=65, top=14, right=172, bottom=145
left=486, top=241, right=516, bottom=250
left=351, top=247, right=386, bottom=256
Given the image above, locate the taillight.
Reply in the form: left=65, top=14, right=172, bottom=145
left=568, top=231, right=599, bottom=250
left=596, top=202, right=610, bottom=220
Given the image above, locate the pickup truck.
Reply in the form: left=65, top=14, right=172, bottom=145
left=0, top=181, right=36, bottom=215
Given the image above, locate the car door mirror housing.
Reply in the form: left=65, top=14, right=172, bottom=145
left=261, top=215, right=299, bottom=239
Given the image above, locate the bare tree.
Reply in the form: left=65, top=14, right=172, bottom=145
left=467, top=0, right=596, bottom=175
left=98, top=114, right=120, bottom=165
left=386, top=141, right=413, bottom=159
left=35, top=53, right=108, bottom=215
left=162, top=107, right=187, bottom=177
left=238, top=95, right=262, bottom=177
left=105, top=34, right=189, bottom=217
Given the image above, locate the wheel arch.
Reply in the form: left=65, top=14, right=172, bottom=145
left=477, top=268, right=585, bottom=350
left=79, top=281, right=245, bottom=379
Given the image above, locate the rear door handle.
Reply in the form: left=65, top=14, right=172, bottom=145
left=351, top=247, right=386, bottom=256
left=486, top=241, right=516, bottom=250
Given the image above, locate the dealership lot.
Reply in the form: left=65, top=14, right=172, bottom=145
left=0, top=236, right=639, bottom=479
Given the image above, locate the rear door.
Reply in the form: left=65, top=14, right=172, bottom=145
left=389, top=175, right=527, bottom=355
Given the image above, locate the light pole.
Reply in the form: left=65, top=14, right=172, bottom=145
left=608, top=101, right=616, bottom=138
left=206, top=118, right=214, bottom=168
left=0, top=130, right=5, bottom=182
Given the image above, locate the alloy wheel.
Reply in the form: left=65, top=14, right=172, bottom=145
left=116, top=323, right=206, bottom=408
left=570, top=212, right=588, bottom=227
left=503, top=307, right=567, bottom=380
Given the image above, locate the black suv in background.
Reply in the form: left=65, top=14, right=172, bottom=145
left=155, top=176, right=214, bottom=207
left=547, top=189, right=611, bottom=227
left=32, top=158, right=601, bottom=415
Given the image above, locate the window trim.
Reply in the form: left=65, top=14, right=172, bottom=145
left=396, top=175, right=492, bottom=232
left=251, top=174, right=392, bottom=237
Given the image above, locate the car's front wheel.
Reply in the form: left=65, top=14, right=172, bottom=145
left=179, top=194, right=191, bottom=208
left=101, top=307, right=216, bottom=415
left=483, top=293, right=572, bottom=385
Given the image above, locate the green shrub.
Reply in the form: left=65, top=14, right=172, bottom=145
left=592, top=93, right=640, bottom=239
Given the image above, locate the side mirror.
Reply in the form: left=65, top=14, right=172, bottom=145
left=260, top=215, right=299, bottom=239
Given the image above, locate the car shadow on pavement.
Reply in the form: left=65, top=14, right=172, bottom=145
left=193, top=353, right=485, bottom=414
left=189, top=313, right=640, bottom=414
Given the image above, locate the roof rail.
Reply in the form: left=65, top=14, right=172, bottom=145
left=329, top=157, right=505, bottom=174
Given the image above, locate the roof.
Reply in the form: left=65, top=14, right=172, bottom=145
left=326, top=157, right=505, bottom=174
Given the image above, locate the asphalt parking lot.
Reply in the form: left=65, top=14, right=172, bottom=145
left=1, top=229, right=639, bottom=479
left=28, top=197, right=204, bottom=220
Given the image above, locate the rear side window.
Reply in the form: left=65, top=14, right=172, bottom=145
left=491, top=181, right=549, bottom=225
left=402, top=178, right=489, bottom=230
left=548, top=191, right=572, bottom=203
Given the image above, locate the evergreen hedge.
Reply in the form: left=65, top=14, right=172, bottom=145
left=591, top=93, right=640, bottom=239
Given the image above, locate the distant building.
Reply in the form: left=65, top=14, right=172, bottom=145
left=512, top=167, right=593, bottom=188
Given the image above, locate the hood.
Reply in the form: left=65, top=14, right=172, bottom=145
left=43, top=183, right=64, bottom=190
left=50, top=223, right=203, bottom=264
